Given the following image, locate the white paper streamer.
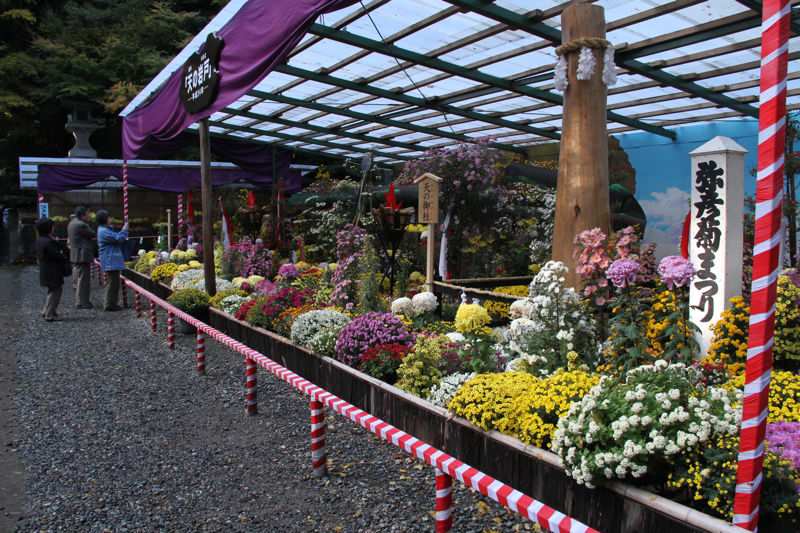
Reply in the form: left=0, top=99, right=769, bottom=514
left=602, top=46, right=617, bottom=86
left=554, top=55, right=569, bottom=92
left=438, top=208, right=451, bottom=279
left=576, top=47, right=596, bottom=80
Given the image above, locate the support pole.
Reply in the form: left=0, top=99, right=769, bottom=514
left=134, top=291, right=141, bottom=318
left=434, top=469, right=453, bottom=532
left=166, top=209, right=172, bottom=251
left=166, top=311, right=175, bottom=350
left=244, top=357, right=257, bottom=415
left=199, top=118, right=216, bottom=295
left=177, top=193, right=185, bottom=240
left=122, top=160, right=129, bottom=225
left=733, top=1, right=790, bottom=530
left=196, top=331, right=206, bottom=375
left=122, top=283, right=128, bottom=309
left=271, top=146, right=279, bottom=247
left=551, top=2, right=611, bottom=288
left=150, top=300, right=157, bottom=334
left=310, top=398, right=327, bottom=477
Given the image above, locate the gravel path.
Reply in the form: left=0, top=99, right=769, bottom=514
left=2, top=266, right=537, bottom=533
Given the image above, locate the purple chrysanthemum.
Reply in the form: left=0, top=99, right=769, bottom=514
left=658, top=255, right=695, bottom=289
left=607, top=259, right=641, bottom=289
left=766, top=421, right=800, bottom=471
left=278, top=263, right=299, bottom=279
left=335, top=312, right=413, bottom=367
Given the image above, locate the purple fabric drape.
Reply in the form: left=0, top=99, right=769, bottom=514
left=37, top=162, right=302, bottom=194
left=122, top=0, right=358, bottom=160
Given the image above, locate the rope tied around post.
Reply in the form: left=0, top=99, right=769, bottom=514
left=554, top=37, right=616, bottom=91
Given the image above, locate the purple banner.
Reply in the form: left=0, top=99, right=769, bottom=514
left=38, top=162, right=301, bottom=194
left=122, top=0, right=357, bottom=160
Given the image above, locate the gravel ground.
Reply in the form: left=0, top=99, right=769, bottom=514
left=3, top=266, right=539, bottom=533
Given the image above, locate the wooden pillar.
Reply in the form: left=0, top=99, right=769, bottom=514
left=271, top=146, right=279, bottom=246
left=199, top=118, right=216, bottom=295
left=551, top=1, right=611, bottom=288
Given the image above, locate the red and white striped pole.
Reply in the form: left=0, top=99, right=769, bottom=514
left=177, top=193, right=185, bottom=239
left=122, top=160, right=129, bottom=225
left=244, top=357, right=257, bottom=415
left=196, top=331, right=206, bottom=375
left=134, top=291, right=141, bottom=318
left=166, top=311, right=175, bottom=350
left=435, top=469, right=454, bottom=532
left=150, top=300, right=157, bottom=334
left=733, top=1, right=791, bottom=530
left=310, top=398, right=327, bottom=477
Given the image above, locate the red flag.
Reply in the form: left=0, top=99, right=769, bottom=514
left=385, top=183, right=401, bottom=210
left=680, top=211, right=690, bottom=259
left=246, top=190, right=256, bottom=209
left=187, top=191, right=195, bottom=220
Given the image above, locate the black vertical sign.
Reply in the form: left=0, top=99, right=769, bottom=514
left=691, top=160, right=724, bottom=323
left=180, top=33, right=224, bottom=113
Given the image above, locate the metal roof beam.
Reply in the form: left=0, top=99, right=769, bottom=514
left=275, top=64, right=560, bottom=140
left=442, top=0, right=760, bottom=119
left=206, top=120, right=412, bottom=161
left=307, top=23, right=675, bottom=139
left=220, top=106, right=429, bottom=152
left=246, top=88, right=527, bottom=153
left=736, top=1, right=800, bottom=34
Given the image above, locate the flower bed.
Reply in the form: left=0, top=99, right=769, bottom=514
left=121, top=226, right=800, bottom=532
left=124, top=268, right=765, bottom=533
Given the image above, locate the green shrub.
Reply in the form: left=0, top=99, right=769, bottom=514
left=167, top=289, right=210, bottom=315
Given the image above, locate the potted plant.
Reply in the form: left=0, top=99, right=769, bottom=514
left=167, top=288, right=210, bottom=334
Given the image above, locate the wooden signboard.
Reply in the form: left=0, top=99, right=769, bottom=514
left=414, top=173, right=442, bottom=290
left=414, top=172, right=442, bottom=224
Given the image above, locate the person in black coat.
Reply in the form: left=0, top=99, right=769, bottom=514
left=35, top=218, right=68, bottom=322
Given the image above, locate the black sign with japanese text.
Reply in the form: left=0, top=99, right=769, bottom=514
left=180, top=33, right=224, bottom=113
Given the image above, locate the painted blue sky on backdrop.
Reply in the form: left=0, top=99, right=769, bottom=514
left=617, top=119, right=762, bottom=257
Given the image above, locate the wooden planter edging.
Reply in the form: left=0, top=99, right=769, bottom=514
left=122, top=272, right=744, bottom=533
left=206, top=309, right=746, bottom=533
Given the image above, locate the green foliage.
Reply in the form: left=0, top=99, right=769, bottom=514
left=0, top=0, right=225, bottom=199
left=395, top=335, right=448, bottom=398
left=167, top=288, right=209, bottom=315
left=357, top=237, right=384, bottom=314
left=209, top=288, right=246, bottom=309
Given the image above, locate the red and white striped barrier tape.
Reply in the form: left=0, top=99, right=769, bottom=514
left=122, top=277, right=600, bottom=533
left=734, top=2, right=790, bottom=531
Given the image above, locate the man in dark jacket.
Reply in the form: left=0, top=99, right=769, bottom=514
left=67, top=206, right=94, bottom=308
left=36, top=218, right=68, bottom=321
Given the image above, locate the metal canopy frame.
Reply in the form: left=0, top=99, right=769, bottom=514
left=140, top=0, right=800, bottom=164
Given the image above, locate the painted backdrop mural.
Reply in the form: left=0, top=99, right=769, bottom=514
left=617, top=119, right=766, bottom=258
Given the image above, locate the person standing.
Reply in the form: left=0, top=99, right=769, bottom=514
left=35, top=218, right=69, bottom=322
left=96, top=210, right=128, bottom=311
left=67, top=206, right=95, bottom=308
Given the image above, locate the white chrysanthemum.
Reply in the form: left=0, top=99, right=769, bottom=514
left=290, top=310, right=351, bottom=354
left=509, top=298, right=534, bottom=319
left=411, top=291, right=438, bottom=315
left=427, top=372, right=475, bottom=407
left=390, top=297, right=414, bottom=317
left=445, top=332, right=465, bottom=344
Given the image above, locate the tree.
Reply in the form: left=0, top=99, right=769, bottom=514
left=0, top=1, right=227, bottom=204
